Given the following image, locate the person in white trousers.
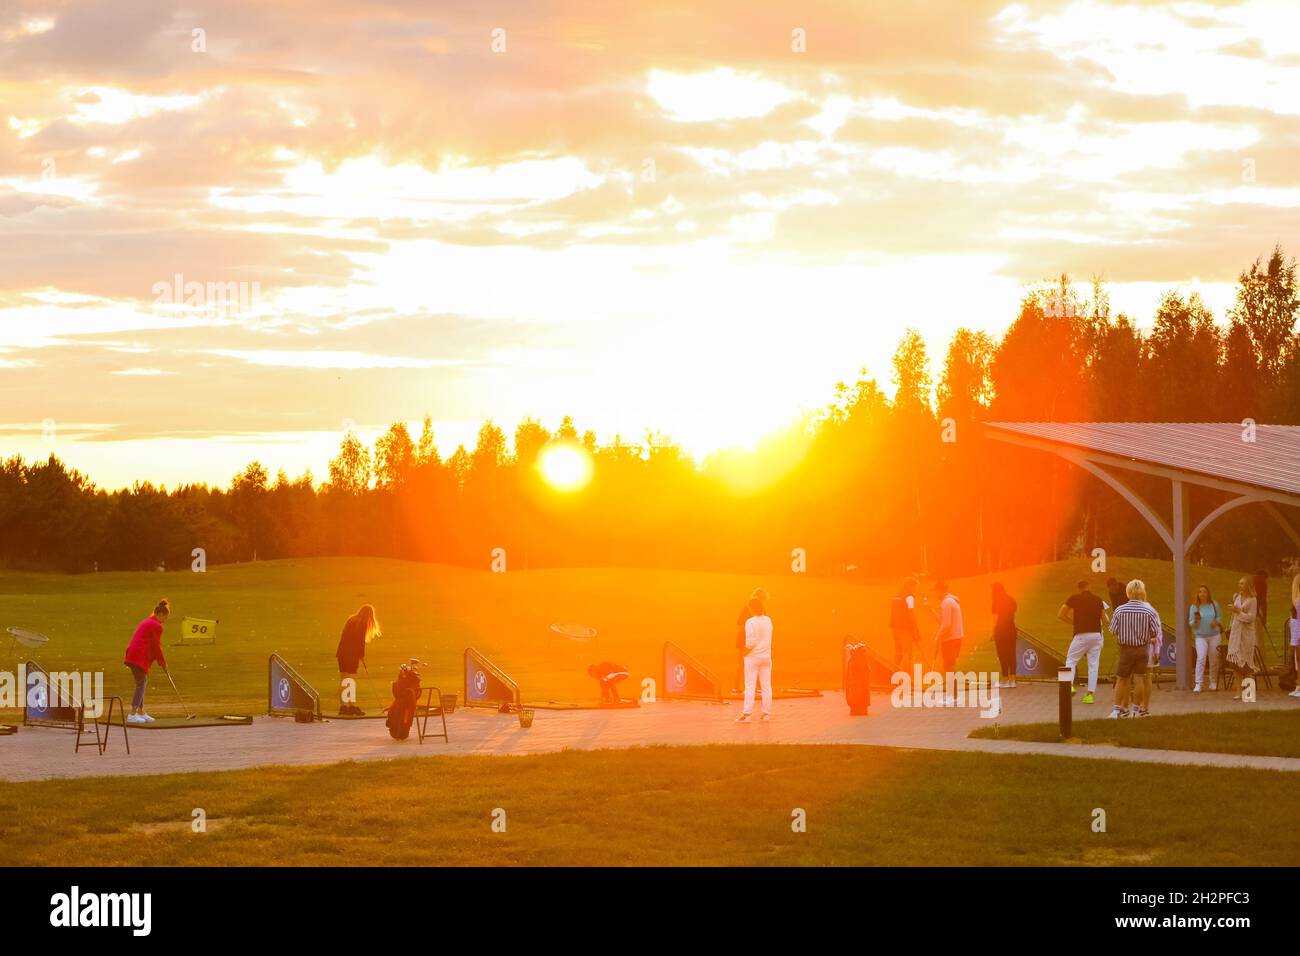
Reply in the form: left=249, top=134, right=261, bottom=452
left=737, top=595, right=773, bottom=722
left=1187, top=584, right=1223, bottom=692
left=1058, top=580, right=1109, bottom=704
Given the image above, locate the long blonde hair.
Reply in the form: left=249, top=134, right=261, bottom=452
left=350, top=604, right=381, bottom=644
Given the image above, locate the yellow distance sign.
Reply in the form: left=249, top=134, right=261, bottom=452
left=178, top=616, right=218, bottom=646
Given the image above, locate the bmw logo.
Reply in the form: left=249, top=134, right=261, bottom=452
left=673, top=663, right=686, bottom=686
left=1022, top=648, right=1039, bottom=671
left=474, top=670, right=487, bottom=694
left=1166, top=643, right=1177, bottom=663
left=277, top=677, right=290, bottom=704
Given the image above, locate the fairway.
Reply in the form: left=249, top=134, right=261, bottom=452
left=0, top=743, right=1295, bottom=866
left=0, top=556, right=1290, bottom=716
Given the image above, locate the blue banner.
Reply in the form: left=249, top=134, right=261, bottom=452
left=1015, top=631, right=1066, bottom=677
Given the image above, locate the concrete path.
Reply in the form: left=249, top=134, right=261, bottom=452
left=3, top=682, right=1298, bottom=782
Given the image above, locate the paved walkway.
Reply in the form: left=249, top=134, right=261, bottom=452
left=3, top=683, right=1298, bottom=782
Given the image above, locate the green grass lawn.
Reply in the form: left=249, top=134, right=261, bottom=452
left=0, top=555, right=1289, bottom=715
left=0, top=744, right=1295, bottom=866
left=972, top=708, right=1300, bottom=759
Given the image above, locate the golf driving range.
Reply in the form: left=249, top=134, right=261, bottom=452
left=3, top=554, right=1300, bottom=869
left=5, top=554, right=1293, bottom=717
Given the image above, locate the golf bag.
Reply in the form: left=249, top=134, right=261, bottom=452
left=844, top=642, right=872, bottom=716
left=386, top=659, right=423, bottom=740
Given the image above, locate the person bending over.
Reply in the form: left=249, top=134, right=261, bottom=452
left=588, top=662, right=630, bottom=704
left=336, top=604, right=381, bottom=716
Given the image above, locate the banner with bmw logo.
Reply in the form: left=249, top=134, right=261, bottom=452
left=1158, top=625, right=1177, bottom=669
left=1014, top=630, right=1066, bottom=677
left=463, top=647, right=521, bottom=708
left=267, top=653, right=319, bottom=716
left=662, top=641, right=722, bottom=700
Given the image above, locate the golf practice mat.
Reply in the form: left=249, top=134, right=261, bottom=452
left=722, top=688, right=822, bottom=700
left=105, top=715, right=253, bottom=730
left=529, top=699, right=641, bottom=710
left=329, top=710, right=389, bottom=720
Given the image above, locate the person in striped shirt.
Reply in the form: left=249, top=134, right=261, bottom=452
left=1107, top=579, right=1163, bottom=718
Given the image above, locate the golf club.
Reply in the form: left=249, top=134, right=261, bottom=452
left=164, top=669, right=198, bottom=720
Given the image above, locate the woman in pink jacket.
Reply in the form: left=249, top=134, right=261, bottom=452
left=123, top=599, right=170, bottom=723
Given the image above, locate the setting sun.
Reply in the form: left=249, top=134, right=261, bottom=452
left=537, top=442, right=594, bottom=492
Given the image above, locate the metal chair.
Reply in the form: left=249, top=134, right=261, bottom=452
left=414, top=686, right=449, bottom=744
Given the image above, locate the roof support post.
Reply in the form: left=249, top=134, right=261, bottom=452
left=1172, top=479, right=1190, bottom=690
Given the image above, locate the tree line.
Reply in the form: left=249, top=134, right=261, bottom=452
left=2, top=247, right=1298, bottom=577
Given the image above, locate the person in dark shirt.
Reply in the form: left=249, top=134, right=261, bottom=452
left=990, top=583, right=1018, bottom=688
left=1105, top=577, right=1127, bottom=616
left=1252, top=569, right=1269, bottom=627
left=336, top=604, right=380, bottom=716
left=1058, top=580, right=1108, bottom=704
left=587, top=662, right=630, bottom=704
left=890, top=578, right=924, bottom=670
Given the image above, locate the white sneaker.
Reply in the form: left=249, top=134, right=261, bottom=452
left=735, top=713, right=752, bottom=723
left=127, top=714, right=146, bottom=724
left=1106, top=707, right=1125, bottom=719
left=1209, top=684, right=1217, bottom=691
left=1288, top=689, right=1300, bottom=698
left=1193, top=685, right=1202, bottom=693
left=141, top=713, right=156, bottom=722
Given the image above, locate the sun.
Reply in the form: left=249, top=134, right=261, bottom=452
left=537, top=442, right=593, bottom=492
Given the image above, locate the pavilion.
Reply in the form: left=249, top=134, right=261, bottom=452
left=984, top=422, right=1300, bottom=689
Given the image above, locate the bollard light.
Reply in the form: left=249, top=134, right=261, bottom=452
left=1057, top=667, right=1073, bottom=738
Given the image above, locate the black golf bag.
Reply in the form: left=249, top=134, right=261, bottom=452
left=844, top=642, right=872, bottom=716
left=386, top=659, right=423, bottom=740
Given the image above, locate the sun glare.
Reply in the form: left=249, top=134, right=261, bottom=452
left=538, top=443, right=593, bottom=492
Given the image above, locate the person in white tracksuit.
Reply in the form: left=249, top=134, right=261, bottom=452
left=737, top=595, right=773, bottom=722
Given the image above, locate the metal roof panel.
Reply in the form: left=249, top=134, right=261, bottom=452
left=985, top=422, right=1300, bottom=499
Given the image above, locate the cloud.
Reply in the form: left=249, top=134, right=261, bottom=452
left=1, top=0, right=1297, bottom=483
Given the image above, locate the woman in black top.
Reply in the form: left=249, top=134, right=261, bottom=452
left=336, top=604, right=381, bottom=715
left=1106, top=577, right=1128, bottom=616
left=991, top=583, right=1018, bottom=688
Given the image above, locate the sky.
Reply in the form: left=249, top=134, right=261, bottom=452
left=2, top=0, right=1298, bottom=489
